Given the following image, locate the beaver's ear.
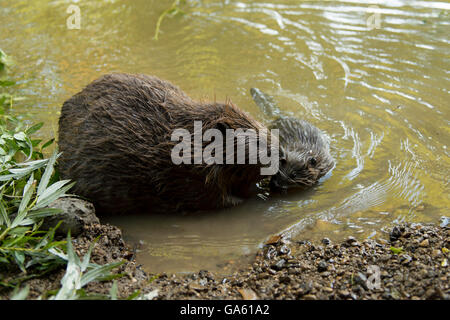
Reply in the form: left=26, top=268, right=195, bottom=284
left=216, top=122, right=231, bottom=135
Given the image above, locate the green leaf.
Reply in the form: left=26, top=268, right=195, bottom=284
left=41, top=138, right=55, bottom=150
left=35, top=180, right=75, bottom=209
left=80, top=261, right=124, bottom=287
left=14, top=251, right=26, bottom=272
left=0, top=199, right=10, bottom=227
left=0, top=80, right=15, bottom=87
left=390, top=246, right=404, bottom=255
left=80, top=237, right=100, bottom=272
left=10, top=285, right=30, bottom=300
left=13, top=132, right=27, bottom=141
left=126, top=290, right=141, bottom=300
left=110, top=281, right=118, bottom=300
left=25, top=123, right=44, bottom=136
left=11, top=173, right=35, bottom=228
left=37, top=149, right=58, bottom=197
left=27, top=208, right=63, bottom=220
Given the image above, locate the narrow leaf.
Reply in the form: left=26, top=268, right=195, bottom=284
left=37, top=149, right=58, bottom=197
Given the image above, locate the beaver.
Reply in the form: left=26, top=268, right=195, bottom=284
left=250, top=88, right=334, bottom=193
left=58, top=73, right=278, bottom=215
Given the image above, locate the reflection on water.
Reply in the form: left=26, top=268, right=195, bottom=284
left=1, top=0, right=449, bottom=274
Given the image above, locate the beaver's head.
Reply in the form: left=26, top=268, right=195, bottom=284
left=268, top=117, right=334, bottom=193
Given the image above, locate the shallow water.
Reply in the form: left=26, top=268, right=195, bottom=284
left=1, top=0, right=449, bottom=274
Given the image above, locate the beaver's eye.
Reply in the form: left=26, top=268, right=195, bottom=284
left=290, top=172, right=297, bottom=180
left=309, top=157, right=317, bottom=166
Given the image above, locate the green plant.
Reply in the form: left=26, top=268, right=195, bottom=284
left=0, top=49, right=11, bottom=73
left=0, top=84, right=73, bottom=286
left=0, top=134, right=74, bottom=284
left=0, top=49, right=129, bottom=300
left=48, top=232, right=124, bottom=300
left=0, top=49, right=25, bottom=112
left=153, top=0, right=187, bottom=40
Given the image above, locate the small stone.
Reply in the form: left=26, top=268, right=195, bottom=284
left=400, top=254, right=412, bottom=265
left=323, top=287, right=333, bottom=293
left=279, top=245, right=291, bottom=255
left=279, top=276, right=291, bottom=284
left=431, top=249, right=441, bottom=258
left=317, top=261, right=328, bottom=272
left=346, top=236, right=357, bottom=244
left=419, top=239, right=429, bottom=247
left=303, top=294, right=317, bottom=300
left=257, top=273, right=270, bottom=280
left=345, top=236, right=360, bottom=247
left=265, top=235, right=282, bottom=245
left=271, top=259, right=286, bottom=270
left=238, top=288, right=258, bottom=300
left=339, top=290, right=350, bottom=298
left=390, top=226, right=403, bottom=242
left=42, top=197, right=99, bottom=236
left=189, top=282, right=207, bottom=291
left=321, top=238, right=331, bottom=245
left=354, top=272, right=368, bottom=289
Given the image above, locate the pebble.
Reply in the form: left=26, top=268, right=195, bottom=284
left=146, top=223, right=449, bottom=301
left=238, top=288, right=258, bottom=300
left=271, top=259, right=286, bottom=270
left=390, top=226, right=403, bottom=242
left=354, top=272, right=368, bottom=289
left=317, top=261, right=328, bottom=272
left=400, top=254, right=412, bottom=265
left=339, top=290, right=350, bottom=298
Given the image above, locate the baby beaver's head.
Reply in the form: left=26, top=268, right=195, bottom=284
left=269, top=117, right=334, bottom=193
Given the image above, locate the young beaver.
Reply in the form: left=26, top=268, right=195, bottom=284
left=268, top=117, right=334, bottom=193
left=250, top=88, right=334, bottom=193
left=58, top=74, right=278, bottom=215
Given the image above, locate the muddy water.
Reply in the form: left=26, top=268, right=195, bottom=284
left=1, top=0, right=449, bottom=274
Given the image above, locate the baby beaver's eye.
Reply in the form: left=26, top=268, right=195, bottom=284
left=309, top=157, right=317, bottom=166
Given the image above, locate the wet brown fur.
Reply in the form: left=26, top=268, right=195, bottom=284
left=269, top=117, right=334, bottom=192
left=58, top=73, right=275, bottom=215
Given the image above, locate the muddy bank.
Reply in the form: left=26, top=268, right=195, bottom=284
left=3, top=221, right=448, bottom=300
left=149, top=222, right=449, bottom=300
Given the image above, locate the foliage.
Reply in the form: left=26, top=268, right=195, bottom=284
left=154, top=0, right=187, bottom=40
left=48, top=232, right=125, bottom=300
left=389, top=246, right=404, bottom=255
left=0, top=48, right=130, bottom=300
left=0, top=49, right=25, bottom=112
left=0, top=114, right=74, bottom=285
left=0, top=49, right=11, bottom=73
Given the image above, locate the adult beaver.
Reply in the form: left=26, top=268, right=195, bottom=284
left=58, top=74, right=278, bottom=215
left=250, top=88, right=334, bottom=193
